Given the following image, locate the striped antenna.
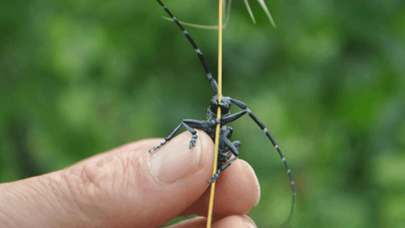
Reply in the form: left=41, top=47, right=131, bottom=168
left=156, top=0, right=219, bottom=93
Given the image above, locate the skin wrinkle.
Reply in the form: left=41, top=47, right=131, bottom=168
left=122, top=157, right=130, bottom=198
left=71, top=149, right=146, bottom=226
left=112, top=155, right=131, bottom=197
left=93, top=156, right=120, bottom=193
left=58, top=171, right=92, bottom=224
left=66, top=158, right=123, bottom=225
left=70, top=141, right=149, bottom=168
left=44, top=174, right=65, bottom=210
left=122, top=149, right=148, bottom=196
left=0, top=184, right=21, bottom=227
left=78, top=163, right=103, bottom=201
left=66, top=164, right=106, bottom=220
left=45, top=172, right=92, bottom=225
left=36, top=175, right=63, bottom=214
left=10, top=176, right=62, bottom=226
left=85, top=159, right=113, bottom=200
left=109, top=155, right=126, bottom=194
left=124, top=153, right=141, bottom=198
left=61, top=167, right=95, bottom=223
left=28, top=178, right=51, bottom=220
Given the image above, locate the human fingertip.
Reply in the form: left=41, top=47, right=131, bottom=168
left=241, top=161, right=260, bottom=206
left=210, top=215, right=257, bottom=228
left=243, top=215, right=257, bottom=228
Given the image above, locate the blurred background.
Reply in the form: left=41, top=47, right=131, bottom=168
left=1, top=0, right=404, bottom=227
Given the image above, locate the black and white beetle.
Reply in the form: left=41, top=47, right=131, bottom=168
left=151, top=0, right=296, bottom=223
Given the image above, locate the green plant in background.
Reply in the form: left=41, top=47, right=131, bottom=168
left=0, top=0, right=404, bottom=227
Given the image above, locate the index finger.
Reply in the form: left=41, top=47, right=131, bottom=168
left=179, top=157, right=260, bottom=218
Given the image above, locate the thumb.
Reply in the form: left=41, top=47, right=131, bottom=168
left=0, top=130, right=214, bottom=228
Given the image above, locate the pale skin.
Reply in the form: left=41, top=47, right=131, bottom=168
left=0, top=130, right=260, bottom=227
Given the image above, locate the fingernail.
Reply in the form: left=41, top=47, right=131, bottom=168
left=148, top=132, right=201, bottom=184
left=243, top=216, right=257, bottom=228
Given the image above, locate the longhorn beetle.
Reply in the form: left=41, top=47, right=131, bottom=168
left=151, top=0, right=296, bottom=224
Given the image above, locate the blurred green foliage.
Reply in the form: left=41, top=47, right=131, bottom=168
left=1, top=0, right=404, bottom=227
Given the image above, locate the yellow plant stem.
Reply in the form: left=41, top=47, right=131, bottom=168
left=206, top=0, right=223, bottom=227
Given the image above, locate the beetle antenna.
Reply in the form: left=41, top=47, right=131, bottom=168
left=157, top=0, right=218, bottom=93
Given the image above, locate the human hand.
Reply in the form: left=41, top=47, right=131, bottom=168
left=0, top=130, right=260, bottom=227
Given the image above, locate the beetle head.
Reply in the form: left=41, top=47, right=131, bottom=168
left=210, top=95, right=232, bottom=115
